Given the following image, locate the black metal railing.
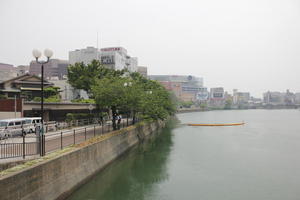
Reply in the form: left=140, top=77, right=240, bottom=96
left=0, top=118, right=137, bottom=160
left=0, top=135, right=39, bottom=159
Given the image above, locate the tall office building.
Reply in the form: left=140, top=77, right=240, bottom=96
left=0, top=63, right=17, bottom=82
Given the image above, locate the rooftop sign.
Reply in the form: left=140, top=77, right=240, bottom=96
left=101, top=47, right=121, bottom=52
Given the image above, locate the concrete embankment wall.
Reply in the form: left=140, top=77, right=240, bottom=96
left=0, top=120, right=165, bottom=200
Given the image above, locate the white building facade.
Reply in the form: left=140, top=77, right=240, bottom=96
left=209, top=87, right=225, bottom=107
left=100, top=47, right=137, bottom=72
left=50, top=79, right=88, bottom=102
left=69, top=46, right=138, bottom=72
left=69, top=47, right=99, bottom=65
left=196, top=87, right=209, bottom=101
left=233, top=89, right=250, bottom=105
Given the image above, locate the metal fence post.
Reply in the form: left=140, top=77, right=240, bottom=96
left=102, top=121, right=104, bottom=135
left=73, top=129, right=76, bottom=144
left=94, top=126, right=96, bottom=137
left=127, top=114, right=129, bottom=126
left=41, top=135, right=43, bottom=156
left=40, top=134, right=43, bottom=157
left=61, top=131, right=63, bottom=149
left=43, top=134, right=46, bottom=156
left=39, top=135, right=42, bottom=156
left=23, top=135, right=25, bottom=159
left=85, top=127, right=87, bottom=140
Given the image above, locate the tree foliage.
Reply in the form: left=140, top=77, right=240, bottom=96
left=32, top=86, right=61, bottom=102
left=92, top=72, right=176, bottom=121
left=71, top=99, right=96, bottom=104
left=44, top=86, right=60, bottom=98
left=68, top=60, right=176, bottom=129
left=224, top=99, right=232, bottom=110
left=67, top=60, right=126, bottom=94
left=179, top=101, right=194, bottom=108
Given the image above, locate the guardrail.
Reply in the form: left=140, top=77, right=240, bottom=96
left=0, top=118, right=135, bottom=160
left=0, top=135, right=39, bottom=159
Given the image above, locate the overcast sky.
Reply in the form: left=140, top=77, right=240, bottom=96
left=1, top=0, right=300, bottom=97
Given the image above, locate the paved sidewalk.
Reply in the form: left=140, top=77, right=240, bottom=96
left=0, top=119, right=132, bottom=162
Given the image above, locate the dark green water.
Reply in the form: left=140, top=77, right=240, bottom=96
left=67, top=110, right=300, bottom=200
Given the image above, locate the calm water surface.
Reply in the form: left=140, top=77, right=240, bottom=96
left=67, top=110, right=300, bottom=200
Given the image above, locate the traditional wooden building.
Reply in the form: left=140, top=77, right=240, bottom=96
left=0, top=74, right=53, bottom=101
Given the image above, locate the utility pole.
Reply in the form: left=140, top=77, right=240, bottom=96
left=14, top=95, right=17, bottom=118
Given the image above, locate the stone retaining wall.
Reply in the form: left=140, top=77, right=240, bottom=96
left=0, top=120, right=165, bottom=200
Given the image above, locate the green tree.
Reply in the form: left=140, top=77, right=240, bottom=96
left=44, top=86, right=60, bottom=98
left=92, top=77, right=128, bottom=130
left=70, top=63, right=176, bottom=129
left=92, top=73, right=176, bottom=129
left=67, top=60, right=126, bottom=95
left=200, top=103, right=207, bottom=110
left=138, top=82, right=175, bottom=120
left=45, top=96, right=60, bottom=103
left=129, top=72, right=176, bottom=120
left=180, top=101, right=193, bottom=108
left=224, top=99, right=232, bottom=110
left=121, top=79, right=144, bottom=124
left=71, top=99, right=96, bottom=104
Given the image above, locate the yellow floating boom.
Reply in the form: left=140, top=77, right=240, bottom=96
left=187, top=122, right=245, bottom=126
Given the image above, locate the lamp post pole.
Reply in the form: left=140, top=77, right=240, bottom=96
left=41, top=63, right=44, bottom=126
left=32, top=49, right=53, bottom=156
left=124, top=82, right=132, bottom=126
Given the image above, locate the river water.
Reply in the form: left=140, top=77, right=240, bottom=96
left=67, top=110, right=300, bottom=200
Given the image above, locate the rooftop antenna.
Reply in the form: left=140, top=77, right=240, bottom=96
left=97, top=31, right=99, bottom=50
left=96, top=32, right=99, bottom=60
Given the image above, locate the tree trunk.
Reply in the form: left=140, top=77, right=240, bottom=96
left=111, top=106, right=117, bottom=130
left=132, top=110, right=136, bottom=125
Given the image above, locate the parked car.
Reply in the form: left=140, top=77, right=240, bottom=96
left=0, top=118, right=27, bottom=138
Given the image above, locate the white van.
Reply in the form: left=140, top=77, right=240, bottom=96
left=24, top=117, right=42, bottom=134
left=0, top=118, right=28, bottom=138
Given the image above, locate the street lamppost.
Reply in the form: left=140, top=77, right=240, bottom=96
left=124, top=82, right=132, bottom=126
left=32, top=48, right=53, bottom=156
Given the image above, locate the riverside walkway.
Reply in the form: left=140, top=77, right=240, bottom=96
left=0, top=119, right=132, bottom=162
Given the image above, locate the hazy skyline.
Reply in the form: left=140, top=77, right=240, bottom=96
left=1, top=0, right=300, bottom=97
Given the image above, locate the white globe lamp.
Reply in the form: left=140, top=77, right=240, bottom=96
left=32, top=49, right=42, bottom=59
left=44, top=48, right=53, bottom=58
